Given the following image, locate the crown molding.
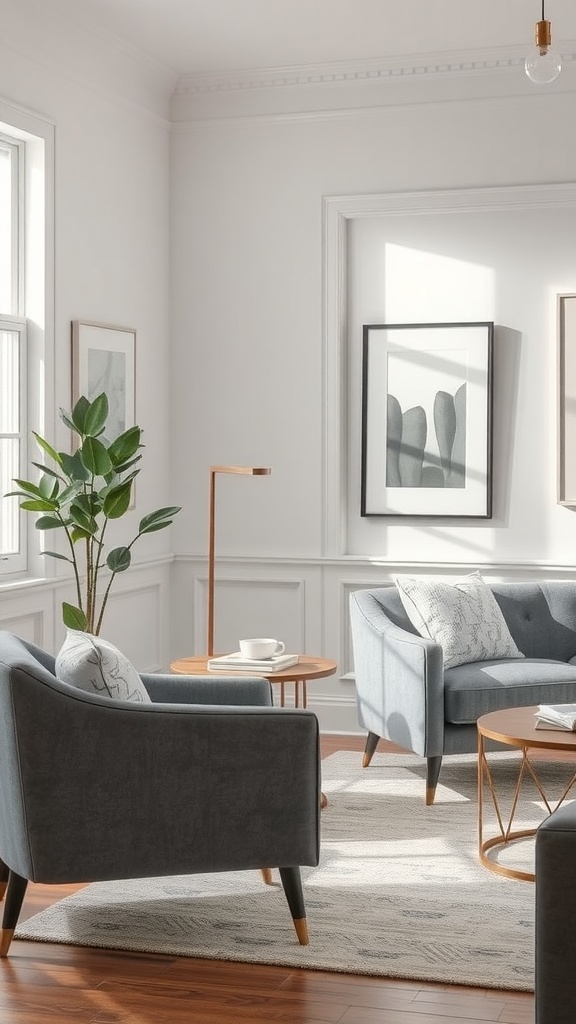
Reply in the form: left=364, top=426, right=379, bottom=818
left=175, top=44, right=576, bottom=96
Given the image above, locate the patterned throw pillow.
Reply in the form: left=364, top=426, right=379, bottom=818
left=55, top=630, right=152, bottom=702
left=394, top=571, right=524, bottom=670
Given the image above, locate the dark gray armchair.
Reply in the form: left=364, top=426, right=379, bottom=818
left=0, top=631, right=320, bottom=956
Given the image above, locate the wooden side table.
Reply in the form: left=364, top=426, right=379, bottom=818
left=170, top=654, right=337, bottom=709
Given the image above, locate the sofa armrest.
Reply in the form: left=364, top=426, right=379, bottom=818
left=535, top=803, right=576, bottom=1024
left=350, top=589, right=444, bottom=756
left=140, top=673, right=272, bottom=706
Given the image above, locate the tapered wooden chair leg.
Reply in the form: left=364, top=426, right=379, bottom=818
left=279, top=866, right=308, bottom=945
left=0, top=871, right=28, bottom=957
left=260, top=868, right=274, bottom=885
left=0, top=859, right=9, bottom=902
left=362, top=731, right=380, bottom=768
left=426, top=755, right=442, bottom=806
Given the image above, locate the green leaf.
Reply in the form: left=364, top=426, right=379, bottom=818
left=59, top=407, right=80, bottom=434
left=13, top=478, right=44, bottom=497
left=41, top=550, right=73, bottom=562
left=108, top=426, right=142, bottom=466
left=84, top=393, right=109, bottom=437
left=107, top=546, right=131, bottom=572
left=80, top=436, right=113, bottom=477
left=38, top=473, right=58, bottom=499
left=33, top=432, right=62, bottom=466
left=60, top=451, right=90, bottom=482
left=139, top=506, right=181, bottom=533
left=31, top=462, right=64, bottom=482
left=70, top=396, right=90, bottom=434
left=35, top=515, right=64, bottom=530
left=114, top=455, right=142, bottom=476
left=20, top=499, right=59, bottom=512
left=70, top=526, right=90, bottom=543
left=103, top=481, right=132, bottom=519
left=57, top=482, right=83, bottom=506
left=73, top=492, right=102, bottom=517
left=62, top=603, right=87, bottom=630
left=69, top=505, right=98, bottom=535
left=139, top=519, right=174, bottom=534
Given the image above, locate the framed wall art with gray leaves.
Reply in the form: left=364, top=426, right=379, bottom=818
left=361, top=321, right=494, bottom=518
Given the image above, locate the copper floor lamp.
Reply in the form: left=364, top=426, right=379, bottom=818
left=207, top=465, right=271, bottom=657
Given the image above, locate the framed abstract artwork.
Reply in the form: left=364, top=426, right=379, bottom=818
left=558, top=293, right=576, bottom=505
left=72, top=321, right=136, bottom=440
left=361, top=321, right=494, bottom=518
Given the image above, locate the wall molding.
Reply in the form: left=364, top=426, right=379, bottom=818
left=175, top=552, right=576, bottom=574
left=175, top=47, right=576, bottom=96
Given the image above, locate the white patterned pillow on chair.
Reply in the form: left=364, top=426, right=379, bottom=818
left=56, top=630, right=152, bottom=702
left=394, top=571, right=524, bottom=670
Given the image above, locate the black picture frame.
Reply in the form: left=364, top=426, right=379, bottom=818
left=361, top=321, right=494, bottom=518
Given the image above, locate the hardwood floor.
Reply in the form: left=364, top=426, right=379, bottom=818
left=1, top=735, right=534, bottom=1024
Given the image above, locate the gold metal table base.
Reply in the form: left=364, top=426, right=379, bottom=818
left=478, top=733, right=576, bottom=882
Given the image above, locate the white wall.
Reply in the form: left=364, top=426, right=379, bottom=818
left=170, top=69, right=576, bottom=730
left=3, top=8, right=576, bottom=731
left=0, top=0, right=176, bottom=669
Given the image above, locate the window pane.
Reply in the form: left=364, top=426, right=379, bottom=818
left=0, top=329, right=19, bottom=432
left=0, top=147, right=12, bottom=313
left=0, top=438, right=19, bottom=555
left=0, top=323, right=23, bottom=565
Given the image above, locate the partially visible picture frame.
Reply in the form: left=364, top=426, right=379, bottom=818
left=72, top=321, right=136, bottom=440
left=558, top=294, right=576, bottom=505
left=361, top=321, right=494, bottom=518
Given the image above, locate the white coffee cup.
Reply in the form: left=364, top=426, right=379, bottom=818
left=239, top=638, right=285, bottom=660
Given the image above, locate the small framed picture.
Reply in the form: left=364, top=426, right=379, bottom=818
left=558, top=294, right=576, bottom=506
left=72, top=320, right=136, bottom=440
left=361, top=321, right=494, bottom=518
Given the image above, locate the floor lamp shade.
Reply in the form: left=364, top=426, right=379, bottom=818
left=207, top=465, right=271, bottom=657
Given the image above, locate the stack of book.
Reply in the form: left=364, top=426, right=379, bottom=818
left=207, top=652, right=299, bottom=673
left=534, top=703, right=576, bottom=731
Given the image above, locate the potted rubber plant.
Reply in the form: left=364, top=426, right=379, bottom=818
left=6, top=393, right=180, bottom=635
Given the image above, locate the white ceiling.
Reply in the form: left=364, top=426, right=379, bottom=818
left=45, top=0, right=576, bottom=78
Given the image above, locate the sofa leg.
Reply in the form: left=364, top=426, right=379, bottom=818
left=0, top=871, right=28, bottom=957
left=426, top=756, right=442, bottom=805
left=362, top=731, right=380, bottom=768
left=279, top=866, right=309, bottom=945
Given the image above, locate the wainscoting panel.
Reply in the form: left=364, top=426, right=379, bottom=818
left=0, top=559, right=172, bottom=671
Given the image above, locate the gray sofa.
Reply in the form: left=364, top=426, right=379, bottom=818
left=0, top=631, right=320, bottom=956
left=350, top=580, right=576, bottom=803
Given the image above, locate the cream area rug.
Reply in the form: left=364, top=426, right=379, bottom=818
left=16, top=749, right=573, bottom=991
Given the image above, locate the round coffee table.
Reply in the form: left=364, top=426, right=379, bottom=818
left=477, top=705, right=576, bottom=881
left=170, top=654, right=337, bottom=709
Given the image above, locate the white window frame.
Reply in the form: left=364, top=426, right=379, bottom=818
left=0, top=103, right=54, bottom=581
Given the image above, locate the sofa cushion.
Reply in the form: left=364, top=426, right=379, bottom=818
left=56, top=630, right=151, bottom=702
left=444, top=658, right=576, bottom=723
left=395, top=572, right=524, bottom=669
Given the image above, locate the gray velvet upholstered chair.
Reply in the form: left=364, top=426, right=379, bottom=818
left=0, top=631, right=320, bottom=957
left=350, top=581, right=576, bottom=804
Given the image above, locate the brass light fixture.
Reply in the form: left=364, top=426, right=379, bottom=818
left=525, top=0, right=561, bottom=83
left=207, top=465, right=271, bottom=656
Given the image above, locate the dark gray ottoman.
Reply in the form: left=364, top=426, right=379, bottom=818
left=535, top=802, right=576, bottom=1023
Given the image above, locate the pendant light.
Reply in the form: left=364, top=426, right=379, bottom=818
left=525, top=0, right=561, bottom=83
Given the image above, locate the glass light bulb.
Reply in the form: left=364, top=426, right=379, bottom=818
left=525, top=47, right=562, bottom=83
